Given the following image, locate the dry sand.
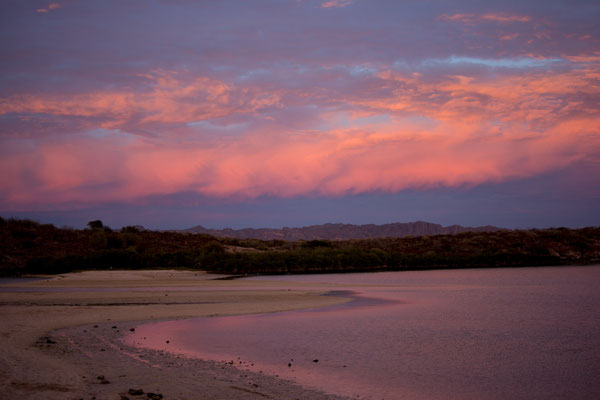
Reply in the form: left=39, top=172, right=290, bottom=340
left=0, top=270, right=352, bottom=399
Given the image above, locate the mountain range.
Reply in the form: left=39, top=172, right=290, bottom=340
left=180, top=221, right=504, bottom=241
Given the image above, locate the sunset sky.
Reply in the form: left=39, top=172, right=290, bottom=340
left=1, top=0, right=599, bottom=229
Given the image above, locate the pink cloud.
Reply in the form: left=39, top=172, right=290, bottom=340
left=480, top=13, right=530, bottom=23
left=321, top=0, right=353, bottom=9
left=2, top=109, right=596, bottom=210
left=500, top=33, right=519, bottom=41
left=440, top=12, right=531, bottom=24
left=0, top=71, right=281, bottom=132
left=565, top=53, right=600, bottom=63
left=1, top=57, right=599, bottom=210
left=36, top=2, right=61, bottom=13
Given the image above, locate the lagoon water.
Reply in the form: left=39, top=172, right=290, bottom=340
left=129, top=266, right=600, bottom=399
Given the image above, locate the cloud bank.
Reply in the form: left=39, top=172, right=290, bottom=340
left=1, top=0, right=599, bottom=215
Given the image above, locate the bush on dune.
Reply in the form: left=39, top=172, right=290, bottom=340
left=1, top=218, right=599, bottom=276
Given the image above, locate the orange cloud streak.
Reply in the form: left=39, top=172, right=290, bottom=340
left=0, top=71, right=281, bottom=130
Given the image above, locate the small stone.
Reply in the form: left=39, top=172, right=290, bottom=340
left=313, top=359, right=319, bottom=363
left=129, top=328, right=135, bottom=332
left=288, top=363, right=291, bottom=367
left=166, top=340, right=169, bottom=344
left=100, top=379, right=110, bottom=384
left=96, top=375, right=104, bottom=380
left=93, top=325, right=98, bottom=328
left=147, top=393, right=163, bottom=399
left=112, top=326, right=117, bottom=329
left=128, top=388, right=144, bottom=395
left=120, top=396, right=130, bottom=400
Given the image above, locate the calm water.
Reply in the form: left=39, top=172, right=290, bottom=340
left=128, top=266, right=600, bottom=399
left=0, top=277, right=48, bottom=285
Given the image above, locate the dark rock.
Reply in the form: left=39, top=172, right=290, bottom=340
left=313, top=359, right=319, bottom=363
left=100, top=379, right=110, bottom=384
left=120, top=396, right=130, bottom=400
left=112, top=326, right=118, bottom=329
left=166, top=340, right=169, bottom=344
left=93, top=325, right=98, bottom=328
left=128, top=388, right=144, bottom=395
left=147, top=393, right=163, bottom=399
left=288, top=363, right=291, bottom=367
left=96, top=375, right=104, bottom=380
left=129, top=328, right=135, bottom=332
left=46, top=339, right=56, bottom=344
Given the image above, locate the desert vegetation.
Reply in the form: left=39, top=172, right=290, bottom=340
left=1, top=217, right=599, bottom=276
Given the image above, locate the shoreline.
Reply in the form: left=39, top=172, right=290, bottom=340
left=48, top=320, right=353, bottom=400
left=0, top=270, right=352, bottom=399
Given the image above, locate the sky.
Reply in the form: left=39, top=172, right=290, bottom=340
left=1, top=0, right=599, bottom=230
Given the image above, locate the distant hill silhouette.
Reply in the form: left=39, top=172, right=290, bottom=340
left=3, top=217, right=599, bottom=275
left=180, top=221, right=504, bottom=240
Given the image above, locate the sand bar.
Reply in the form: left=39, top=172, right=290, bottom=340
left=0, top=270, right=352, bottom=399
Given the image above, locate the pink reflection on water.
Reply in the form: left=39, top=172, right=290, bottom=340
left=124, top=267, right=600, bottom=400
left=125, top=290, right=407, bottom=398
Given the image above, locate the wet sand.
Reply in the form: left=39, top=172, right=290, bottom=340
left=0, top=270, right=351, bottom=399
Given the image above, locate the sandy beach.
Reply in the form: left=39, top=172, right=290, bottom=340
left=0, top=270, right=352, bottom=400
